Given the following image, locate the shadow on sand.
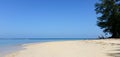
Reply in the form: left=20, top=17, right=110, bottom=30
left=107, top=43, right=120, bottom=57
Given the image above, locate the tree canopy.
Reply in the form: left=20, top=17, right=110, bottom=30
left=95, top=0, right=120, bottom=38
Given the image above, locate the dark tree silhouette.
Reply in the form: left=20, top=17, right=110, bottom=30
left=95, top=0, right=120, bottom=38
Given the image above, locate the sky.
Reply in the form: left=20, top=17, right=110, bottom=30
left=0, top=0, right=104, bottom=38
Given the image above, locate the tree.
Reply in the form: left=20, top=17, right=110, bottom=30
left=95, top=0, right=120, bottom=38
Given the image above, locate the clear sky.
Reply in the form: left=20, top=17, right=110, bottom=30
left=0, top=0, right=103, bottom=38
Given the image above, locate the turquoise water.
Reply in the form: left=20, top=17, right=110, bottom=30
left=0, top=38, right=97, bottom=57
left=0, top=38, right=98, bottom=46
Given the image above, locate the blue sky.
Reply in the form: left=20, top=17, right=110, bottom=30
left=0, top=0, right=103, bottom=38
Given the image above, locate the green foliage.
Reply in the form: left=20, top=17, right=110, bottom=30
left=95, top=0, right=120, bottom=38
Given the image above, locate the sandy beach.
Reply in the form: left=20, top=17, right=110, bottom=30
left=6, top=39, right=120, bottom=57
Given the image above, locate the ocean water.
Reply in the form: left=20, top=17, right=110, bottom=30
left=0, top=38, right=97, bottom=57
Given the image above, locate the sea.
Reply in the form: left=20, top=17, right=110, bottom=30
left=0, top=38, right=97, bottom=57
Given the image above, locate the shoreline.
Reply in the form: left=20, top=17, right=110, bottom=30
left=5, top=39, right=120, bottom=57
left=0, top=45, right=23, bottom=57
left=0, top=39, right=58, bottom=57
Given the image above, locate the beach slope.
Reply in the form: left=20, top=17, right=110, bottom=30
left=6, top=39, right=120, bottom=57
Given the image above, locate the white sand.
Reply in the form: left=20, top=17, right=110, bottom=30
left=6, top=39, right=120, bottom=57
